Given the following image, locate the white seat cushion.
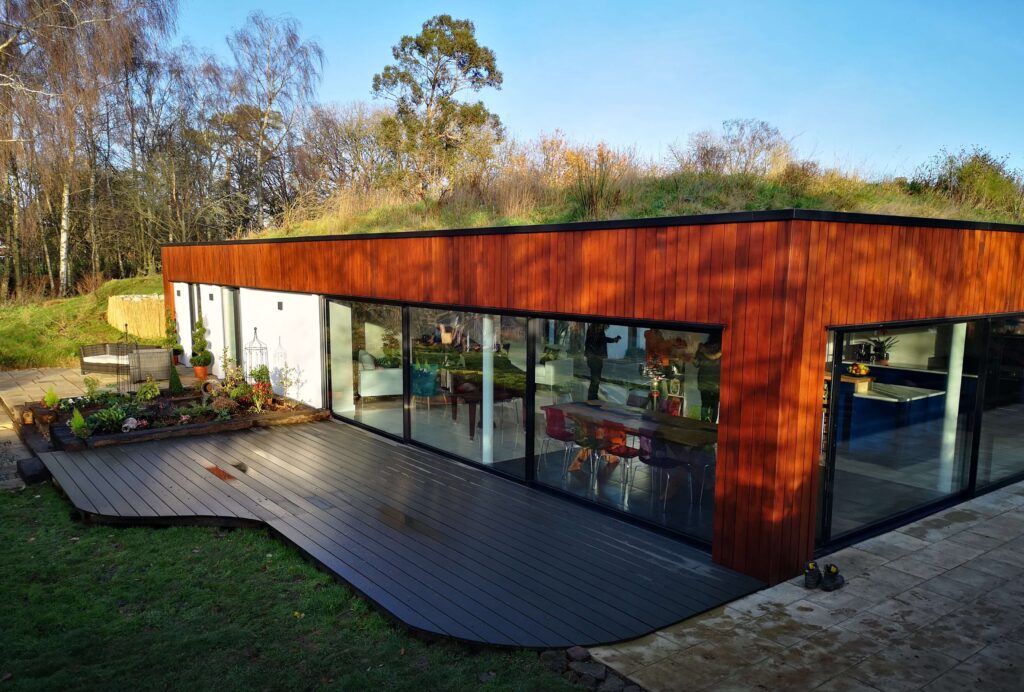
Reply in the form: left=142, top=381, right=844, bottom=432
left=82, top=354, right=129, bottom=365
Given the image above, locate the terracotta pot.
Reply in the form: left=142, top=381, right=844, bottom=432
left=193, top=365, right=209, bottom=381
left=37, top=409, right=57, bottom=425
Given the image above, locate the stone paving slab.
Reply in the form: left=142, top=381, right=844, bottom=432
left=592, top=481, right=1024, bottom=691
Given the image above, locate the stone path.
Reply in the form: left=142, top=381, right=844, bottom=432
left=593, top=482, right=1024, bottom=691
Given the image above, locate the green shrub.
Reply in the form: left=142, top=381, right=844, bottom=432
left=229, top=382, right=252, bottom=400
left=88, top=405, right=127, bottom=434
left=164, top=313, right=184, bottom=355
left=135, top=378, right=160, bottom=403
left=190, top=316, right=213, bottom=367
left=70, top=408, right=91, bottom=439
left=249, top=364, right=270, bottom=385
left=43, top=387, right=60, bottom=409
left=82, top=377, right=100, bottom=400
left=167, top=365, right=184, bottom=395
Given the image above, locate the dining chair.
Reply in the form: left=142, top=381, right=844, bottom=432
left=638, top=434, right=688, bottom=514
left=599, top=420, right=640, bottom=504
left=539, top=406, right=575, bottom=476
left=567, top=413, right=603, bottom=478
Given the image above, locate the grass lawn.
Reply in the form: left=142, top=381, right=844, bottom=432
left=0, top=277, right=165, bottom=370
left=0, top=484, right=576, bottom=691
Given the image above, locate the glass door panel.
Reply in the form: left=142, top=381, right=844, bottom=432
left=531, top=318, right=721, bottom=542
left=825, top=323, right=981, bottom=539
left=408, top=307, right=527, bottom=478
left=977, top=317, right=1024, bottom=487
left=327, top=300, right=404, bottom=437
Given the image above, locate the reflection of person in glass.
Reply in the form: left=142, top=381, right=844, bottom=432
left=585, top=323, right=621, bottom=400
left=695, top=335, right=722, bottom=421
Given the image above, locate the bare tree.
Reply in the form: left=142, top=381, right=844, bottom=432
left=1, top=0, right=177, bottom=294
left=227, top=11, right=323, bottom=230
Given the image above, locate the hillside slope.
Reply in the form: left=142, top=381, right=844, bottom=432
left=0, top=276, right=164, bottom=370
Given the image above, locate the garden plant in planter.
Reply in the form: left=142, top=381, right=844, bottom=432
left=190, top=315, right=213, bottom=380
left=164, top=313, right=184, bottom=364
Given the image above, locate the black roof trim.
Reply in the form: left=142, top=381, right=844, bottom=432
left=161, top=208, right=1024, bottom=248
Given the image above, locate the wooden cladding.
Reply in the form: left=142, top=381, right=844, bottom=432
left=162, top=218, right=1024, bottom=583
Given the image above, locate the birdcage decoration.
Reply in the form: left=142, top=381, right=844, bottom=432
left=117, top=323, right=138, bottom=395
left=244, top=327, right=268, bottom=383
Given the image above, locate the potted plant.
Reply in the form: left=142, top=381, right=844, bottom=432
left=164, top=314, right=184, bottom=364
left=191, top=315, right=213, bottom=381
left=869, top=336, right=899, bottom=366
left=37, top=386, right=60, bottom=424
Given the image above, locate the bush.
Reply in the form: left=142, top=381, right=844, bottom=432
left=168, top=365, right=184, bottom=395
left=88, top=405, right=127, bottom=434
left=70, top=408, right=91, bottom=439
left=135, top=378, right=160, bottom=403
left=249, top=364, right=271, bottom=385
left=190, top=316, right=213, bottom=367
left=211, top=396, right=239, bottom=416
left=43, top=387, right=60, bottom=409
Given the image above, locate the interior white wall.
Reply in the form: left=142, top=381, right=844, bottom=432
left=171, top=282, right=191, bottom=366
left=239, top=289, right=323, bottom=407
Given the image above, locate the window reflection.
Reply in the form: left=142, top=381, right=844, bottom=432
left=533, top=318, right=721, bottom=542
left=328, top=300, right=404, bottom=436
left=827, top=323, right=979, bottom=538
left=978, top=317, right=1024, bottom=487
left=408, top=308, right=527, bottom=477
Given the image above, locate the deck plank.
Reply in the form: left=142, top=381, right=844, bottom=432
left=40, top=420, right=764, bottom=647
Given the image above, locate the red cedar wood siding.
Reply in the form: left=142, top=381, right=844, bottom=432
left=161, top=219, right=1024, bottom=583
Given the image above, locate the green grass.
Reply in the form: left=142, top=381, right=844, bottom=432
left=0, top=276, right=164, bottom=370
left=269, top=171, right=1024, bottom=239
left=0, top=484, right=576, bottom=691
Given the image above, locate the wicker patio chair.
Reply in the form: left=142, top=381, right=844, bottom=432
left=129, top=346, right=172, bottom=382
left=80, top=343, right=171, bottom=382
left=79, top=343, right=133, bottom=376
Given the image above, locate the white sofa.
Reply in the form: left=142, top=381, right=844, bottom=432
left=356, top=350, right=403, bottom=397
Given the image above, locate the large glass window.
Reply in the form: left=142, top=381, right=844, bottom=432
left=826, top=323, right=981, bottom=538
left=532, top=319, right=721, bottom=541
left=328, top=300, right=404, bottom=436
left=408, top=308, right=528, bottom=477
left=977, top=317, right=1024, bottom=487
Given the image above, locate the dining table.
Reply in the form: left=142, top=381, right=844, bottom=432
left=546, top=400, right=718, bottom=448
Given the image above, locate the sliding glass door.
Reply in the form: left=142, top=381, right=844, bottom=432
left=407, top=307, right=528, bottom=478
left=327, top=300, right=405, bottom=437
left=820, top=322, right=982, bottom=542
left=531, top=317, right=722, bottom=542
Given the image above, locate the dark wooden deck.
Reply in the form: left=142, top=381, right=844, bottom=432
left=40, top=421, right=763, bottom=648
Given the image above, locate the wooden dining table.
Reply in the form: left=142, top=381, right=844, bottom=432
left=546, top=400, right=718, bottom=448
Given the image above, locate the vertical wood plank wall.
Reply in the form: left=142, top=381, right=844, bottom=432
left=162, top=218, right=1024, bottom=582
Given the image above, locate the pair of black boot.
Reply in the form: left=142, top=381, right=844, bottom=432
left=803, top=561, right=845, bottom=591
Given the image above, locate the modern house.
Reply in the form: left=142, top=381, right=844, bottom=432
left=162, top=209, right=1024, bottom=584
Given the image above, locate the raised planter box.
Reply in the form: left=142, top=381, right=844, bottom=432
left=41, top=399, right=329, bottom=451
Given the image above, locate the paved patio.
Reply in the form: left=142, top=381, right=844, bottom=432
left=592, top=482, right=1024, bottom=691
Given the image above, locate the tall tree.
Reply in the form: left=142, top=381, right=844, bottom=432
left=372, top=14, right=502, bottom=201
left=1, top=0, right=177, bottom=294
left=227, top=11, right=323, bottom=231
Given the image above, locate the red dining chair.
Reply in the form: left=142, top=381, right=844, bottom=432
left=599, top=421, right=640, bottom=498
left=539, top=406, right=575, bottom=476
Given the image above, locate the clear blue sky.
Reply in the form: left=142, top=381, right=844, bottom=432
left=176, top=0, right=1023, bottom=177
